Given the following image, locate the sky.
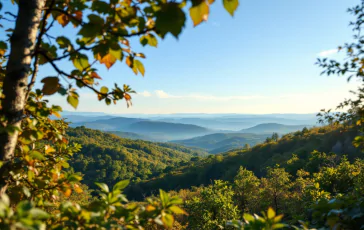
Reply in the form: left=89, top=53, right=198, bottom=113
left=2, top=0, right=362, bottom=114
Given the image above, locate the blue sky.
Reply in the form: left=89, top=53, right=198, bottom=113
left=2, top=0, right=362, bottom=114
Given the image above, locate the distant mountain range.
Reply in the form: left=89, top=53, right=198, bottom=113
left=240, top=123, right=310, bottom=134
left=62, top=112, right=318, bottom=142
left=172, top=133, right=269, bottom=154
left=70, top=117, right=147, bottom=131
left=70, top=118, right=212, bottom=141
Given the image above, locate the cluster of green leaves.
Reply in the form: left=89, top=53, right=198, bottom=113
left=0, top=179, right=187, bottom=229
left=228, top=208, right=287, bottom=230
left=184, top=180, right=240, bottom=229
left=167, top=152, right=364, bottom=229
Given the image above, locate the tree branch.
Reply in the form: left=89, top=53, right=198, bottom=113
left=39, top=51, right=114, bottom=99
left=26, top=0, right=56, bottom=100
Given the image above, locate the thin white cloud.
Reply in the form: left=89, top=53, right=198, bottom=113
left=154, top=90, right=262, bottom=101
left=317, top=49, right=338, bottom=57
left=139, top=91, right=152, bottom=97
left=155, top=90, right=174, bottom=98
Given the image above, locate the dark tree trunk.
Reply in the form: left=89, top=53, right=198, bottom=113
left=0, top=0, right=44, bottom=192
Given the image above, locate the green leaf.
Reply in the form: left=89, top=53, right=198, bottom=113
left=72, top=54, right=89, bottom=71
left=267, top=207, right=276, bottom=219
left=223, top=0, right=239, bottom=16
left=30, top=208, right=50, bottom=219
left=189, top=1, right=209, bottom=27
left=109, top=44, right=123, bottom=60
left=29, top=151, right=45, bottom=160
left=56, top=36, right=72, bottom=49
left=78, top=23, right=102, bottom=39
left=272, top=223, right=287, bottom=229
left=169, top=205, right=187, bottom=215
left=67, top=94, right=79, bottom=109
left=140, top=34, right=158, bottom=47
left=91, top=0, right=111, bottom=14
left=1, top=194, right=10, bottom=206
left=243, top=213, right=255, bottom=222
left=113, top=180, right=129, bottom=191
left=134, top=60, right=145, bottom=76
left=105, top=98, right=111, bottom=105
left=161, top=213, right=174, bottom=227
left=159, top=189, right=169, bottom=207
left=95, top=182, right=109, bottom=193
left=67, top=174, right=82, bottom=182
left=100, top=86, right=108, bottom=94
left=155, top=3, right=186, bottom=38
left=88, top=14, right=104, bottom=25
left=0, top=41, right=7, bottom=50
left=22, top=186, right=31, bottom=198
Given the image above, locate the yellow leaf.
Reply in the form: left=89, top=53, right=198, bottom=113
left=74, top=184, right=83, bottom=193
left=146, top=205, right=156, bottom=212
left=57, top=14, right=69, bottom=27
left=52, top=111, right=61, bottom=118
left=189, top=1, right=209, bottom=27
left=98, top=53, right=116, bottom=69
left=267, top=207, right=276, bottom=219
left=223, top=0, right=239, bottom=16
left=161, top=213, right=174, bottom=228
left=52, top=173, right=59, bottom=182
left=134, top=60, right=145, bottom=76
left=64, top=188, right=72, bottom=197
left=45, top=145, right=56, bottom=154
left=169, top=205, right=188, bottom=215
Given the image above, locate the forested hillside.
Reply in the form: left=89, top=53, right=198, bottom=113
left=173, top=133, right=268, bottom=154
left=67, top=127, right=208, bottom=188
left=126, top=125, right=360, bottom=200
left=240, top=123, right=311, bottom=134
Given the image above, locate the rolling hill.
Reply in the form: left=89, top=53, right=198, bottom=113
left=240, top=123, right=311, bottom=134
left=70, top=118, right=212, bottom=141
left=67, top=127, right=208, bottom=189
left=173, top=133, right=269, bottom=154
left=124, top=121, right=212, bottom=140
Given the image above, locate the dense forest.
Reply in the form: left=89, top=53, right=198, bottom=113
left=67, top=127, right=207, bottom=187
left=125, top=125, right=360, bottom=199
